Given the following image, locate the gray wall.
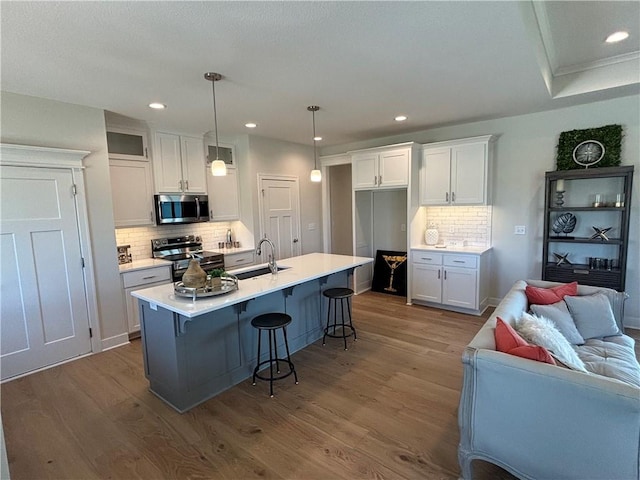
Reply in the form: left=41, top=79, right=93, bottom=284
left=246, top=135, right=323, bottom=256
left=1, top=92, right=127, bottom=345
left=322, top=95, right=640, bottom=327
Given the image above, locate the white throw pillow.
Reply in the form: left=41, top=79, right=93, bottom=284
left=516, top=312, right=587, bottom=372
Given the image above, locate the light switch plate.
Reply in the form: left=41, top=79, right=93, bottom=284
left=514, top=225, right=526, bottom=235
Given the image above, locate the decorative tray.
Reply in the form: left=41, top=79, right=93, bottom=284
left=173, top=273, right=238, bottom=301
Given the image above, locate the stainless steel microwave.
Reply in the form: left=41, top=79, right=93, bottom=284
left=154, top=194, right=209, bottom=225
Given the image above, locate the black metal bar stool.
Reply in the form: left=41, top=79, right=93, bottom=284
left=251, top=312, right=298, bottom=397
left=322, top=287, right=357, bottom=350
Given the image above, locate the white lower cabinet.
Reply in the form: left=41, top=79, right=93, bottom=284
left=224, top=251, right=255, bottom=269
left=121, top=265, right=172, bottom=334
left=411, top=249, right=490, bottom=315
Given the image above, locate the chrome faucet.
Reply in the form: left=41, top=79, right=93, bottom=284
left=256, top=236, right=278, bottom=274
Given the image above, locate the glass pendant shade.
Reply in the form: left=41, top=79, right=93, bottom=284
left=205, top=71, right=226, bottom=176
left=310, top=169, right=322, bottom=182
left=308, top=105, right=322, bottom=183
left=210, top=159, right=227, bottom=176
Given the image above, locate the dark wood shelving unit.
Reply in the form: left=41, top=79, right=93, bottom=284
left=542, top=165, right=634, bottom=291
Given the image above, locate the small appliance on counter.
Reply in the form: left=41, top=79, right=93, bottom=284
left=117, top=245, right=132, bottom=265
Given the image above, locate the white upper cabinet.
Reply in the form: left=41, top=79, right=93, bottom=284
left=352, top=146, right=410, bottom=190
left=420, top=135, right=494, bottom=205
left=110, top=159, right=154, bottom=227
left=153, top=132, right=206, bottom=194
left=207, top=167, right=239, bottom=221
left=106, top=127, right=149, bottom=161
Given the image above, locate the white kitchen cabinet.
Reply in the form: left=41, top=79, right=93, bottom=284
left=411, top=248, right=491, bottom=315
left=154, top=132, right=206, bottom=193
left=352, top=146, right=410, bottom=190
left=106, top=127, right=149, bottom=161
left=420, top=135, right=494, bottom=205
left=224, top=250, right=255, bottom=269
left=207, top=163, right=239, bottom=221
left=121, top=264, right=172, bottom=334
left=109, top=158, right=154, bottom=227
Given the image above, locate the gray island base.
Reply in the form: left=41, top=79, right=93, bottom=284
left=132, top=253, right=373, bottom=413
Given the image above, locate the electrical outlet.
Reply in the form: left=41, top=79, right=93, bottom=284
left=514, top=225, right=526, bottom=235
left=400, top=223, right=406, bottom=232
left=448, top=225, right=455, bottom=234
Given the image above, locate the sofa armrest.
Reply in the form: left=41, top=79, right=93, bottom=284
left=459, top=346, right=640, bottom=480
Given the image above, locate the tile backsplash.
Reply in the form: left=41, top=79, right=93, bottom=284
left=115, top=222, right=233, bottom=261
left=424, top=206, right=492, bottom=247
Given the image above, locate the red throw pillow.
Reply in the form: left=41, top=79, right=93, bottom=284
left=525, top=281, right=578, bottom=305
left=495, top=317, right=528, bottom=351
left=509, top=345, right=556, bottom=365
left=494, top=317, right=556, bottom=365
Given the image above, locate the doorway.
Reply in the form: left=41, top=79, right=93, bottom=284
left=257, top=174, right=301, bottom=261
left=329, top=164, right=353, bottom=255
left=1, top=165, right=93, bottom=380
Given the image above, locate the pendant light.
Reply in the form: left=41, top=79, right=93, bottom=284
left=204, top=72, right=227, bottom=176
left=308, top=105, right=322, bottom=182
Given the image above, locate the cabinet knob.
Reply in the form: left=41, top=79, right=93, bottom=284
left=437, top=270, right=441, bottom=279
left=373, top=176, right=377, bottom=186
left=379, top=175, right=382, bottom=185
left=444, top=270, right=447, bottom=280
left=185, top=180, right=189, bottom=190
left=445, top=192, right=449, bottom=202
left=452, top=191, right=456, bottom=202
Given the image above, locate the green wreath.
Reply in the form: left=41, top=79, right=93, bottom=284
left=556, top=124, right=623, bottom=170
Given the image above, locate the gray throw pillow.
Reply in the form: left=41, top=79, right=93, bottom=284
left=564, top=293, right=621, bottom=340
left=531, top=300, right=585, bottom=345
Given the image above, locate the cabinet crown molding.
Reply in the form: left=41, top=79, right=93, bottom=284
left=0, top=143, right=90, bottom=168
left=421, top=135, right=496, bottom=150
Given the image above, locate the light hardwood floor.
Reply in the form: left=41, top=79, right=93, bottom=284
left=10, top=290, right=635, bottom=479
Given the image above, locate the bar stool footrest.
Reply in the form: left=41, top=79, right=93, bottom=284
left=252, top=359, right=296, bottom=382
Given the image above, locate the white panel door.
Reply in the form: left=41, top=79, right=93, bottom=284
left=180, top=135, right=207, bottom=193
left=451, top=142, right=486, bottom=205
left=421, top=147, right=451, bottom=205
left=0, top=166, right=92, bottom=380
left=260, top=177, right=301, bottom=260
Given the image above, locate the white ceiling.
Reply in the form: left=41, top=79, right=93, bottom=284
left=1, top=1, right=638, bottom=147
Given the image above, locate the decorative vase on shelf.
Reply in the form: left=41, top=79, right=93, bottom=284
left=425, top=226, right=439, bottom=246
left=182, top=259, right=207, bottom=288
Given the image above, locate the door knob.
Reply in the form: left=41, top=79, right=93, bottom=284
left=293, top=238, right=299, bottom=243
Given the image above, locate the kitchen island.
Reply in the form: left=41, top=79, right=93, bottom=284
left=132, top=253, right=373, bottom=412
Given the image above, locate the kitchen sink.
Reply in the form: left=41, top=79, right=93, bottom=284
left=233, top=266, right=289, bottom=280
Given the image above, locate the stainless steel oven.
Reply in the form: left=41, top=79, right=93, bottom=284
left=154, top=194, right=209, bottom=225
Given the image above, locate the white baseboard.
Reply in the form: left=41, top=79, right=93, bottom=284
left=101, top=333, right=130, bottom=351
left=624, top=316, right=640, bottom=330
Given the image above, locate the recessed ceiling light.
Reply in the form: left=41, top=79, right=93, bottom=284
left=395, top=115, right=408, bottom=122
left=605, top=31, right=629, bottom=43
left=313, top=136, right=322, bottom=141
left=148, top=102, right=166, bottom=110
left=245, top=123, right=257, bottom=128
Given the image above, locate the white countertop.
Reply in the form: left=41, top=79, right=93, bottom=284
left=132, top=253, right=373, bottom=318
left=119, top=258, right=173, bottom=273
left=411, top=245, right=492, bottom=255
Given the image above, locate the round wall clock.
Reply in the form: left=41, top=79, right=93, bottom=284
left=572, top=140, right=605, bottom=167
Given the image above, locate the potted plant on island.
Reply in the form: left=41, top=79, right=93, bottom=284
left=208, top=268, right=226, bottom=288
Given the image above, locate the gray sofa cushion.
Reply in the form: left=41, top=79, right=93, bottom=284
left=565, top=293, right=621, bottom=339
left=530, top=300, right=585, bottom=345
left=577, top=337, right=640, bottom=388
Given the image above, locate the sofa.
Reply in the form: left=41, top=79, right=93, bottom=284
left=458, top=279, right=640, bottom=480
